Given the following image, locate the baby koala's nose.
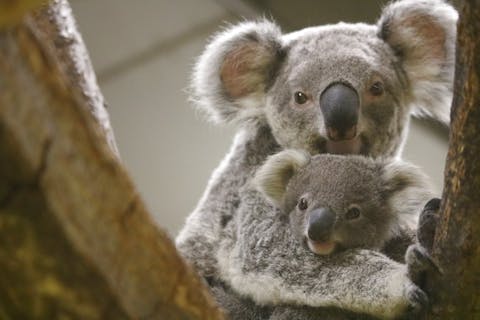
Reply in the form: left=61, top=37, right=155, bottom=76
left=320, top=83, right=359, bottom=141
left=307, top=207, right=336, bottom=242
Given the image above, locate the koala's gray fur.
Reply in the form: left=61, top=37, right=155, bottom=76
left=211, top=151, right=435, bottom=320
left=176, top=0, right=456, bottom=318
left=210, top=151, right=434, bottom=320
left=211, top=280, right=375, bottom=320
left=255, top=150, right=433, bottom=255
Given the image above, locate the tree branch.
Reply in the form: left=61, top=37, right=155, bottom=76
left=0, top=1, right=224, bottom=319
left=0, top=0, right=47, bottom=27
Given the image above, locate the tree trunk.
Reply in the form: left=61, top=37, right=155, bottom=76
left=2, top=0, right=479, bottom=319
left=424, top=1, right=480, bottom=319
left=0, top=0, right=45, bottom=27
left=0, top=1, right=223, bottom=319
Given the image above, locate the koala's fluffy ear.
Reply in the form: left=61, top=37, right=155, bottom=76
left=191, top=20, right=284, bottom=125
left=378, top=0, right=458, bottom=124
left=381, top=159, right=436, bottom=232
left=254, top=150, right=310, bottom=207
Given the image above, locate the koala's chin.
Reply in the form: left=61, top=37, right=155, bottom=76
left=325, top=136, right=363, bottom=155
left=306, top=238, right=337, bottom=255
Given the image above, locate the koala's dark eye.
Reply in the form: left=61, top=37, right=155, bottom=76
left=345, top=206, right=361, bottom=220
left=298, top=198, right=308, bottom=211
left=294, top=91, right=308, bottom=104
left=369, top=81, right=384, bottom=96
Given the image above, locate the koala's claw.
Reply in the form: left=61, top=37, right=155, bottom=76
left=423, top=198, right=441, bottom=212
left=408, top=285, right=428, bottom=309
left=407, top=245, right=440, bottom=273
left=402, top=284, right=429, bottom=320
left=406, top=244, right=441, bottom=291
left=417, top=197, right=441, bottom=251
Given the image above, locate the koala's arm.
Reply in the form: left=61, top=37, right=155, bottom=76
left=209, top=280, right=274, bottom=320
left=269, top=305, right=376, bottom=320
left=212, top=281, right=377, bottom=320
left=220, top=248, right=420, bottom=319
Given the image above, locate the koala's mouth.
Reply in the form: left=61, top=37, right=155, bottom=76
left=325, top=135, right=362, bottom=155
left=306, top=239, right=337, bottom=255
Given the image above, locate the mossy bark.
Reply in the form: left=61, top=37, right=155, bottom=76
left=0, top=0, right=46, bottom=27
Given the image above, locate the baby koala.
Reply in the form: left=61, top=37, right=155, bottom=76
left=255, top=149, right=433, bottom=258
left=212, top=150, right=436, bottom=319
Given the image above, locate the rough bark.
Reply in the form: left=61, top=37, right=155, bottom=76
left=424, top=1, right=480, bottom=319
left=0, top=1, right=223, bottom=319
left=31, top=1, right=120, bottom=157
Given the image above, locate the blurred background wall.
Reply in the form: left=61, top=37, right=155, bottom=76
left=70, top=0, right=450, bottom=237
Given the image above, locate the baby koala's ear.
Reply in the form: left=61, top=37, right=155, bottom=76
left=254, top=150, right=310, bottom=207
left=191, top=20, right=285, bottom=125
left=381, top=159, right=436, bottom=231
left=378, top=0, right=458, bottom=124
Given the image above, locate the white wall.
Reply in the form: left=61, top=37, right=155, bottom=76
left=71, top=0, right=448, bottom=237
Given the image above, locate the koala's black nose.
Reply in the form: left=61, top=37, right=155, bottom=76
left=307, top=208, right=336, bottom=242
left=320, top=83, right=359, bottom=141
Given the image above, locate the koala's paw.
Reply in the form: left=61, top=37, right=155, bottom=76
left=399, top=282, right=429, bottom=320
left=406, top=244, right=440, bottom=288
left=417, top=198, right=441, bottom=252
left=405, top=282, right=428, bottom=314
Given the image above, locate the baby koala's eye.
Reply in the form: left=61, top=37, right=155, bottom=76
left=369, top=81, right=384, bottom=96
left=345, top=206, right=361, bottom=220
left=298, top=197, right=309, bottom=211
left=294, top=91, right=309, bottom=104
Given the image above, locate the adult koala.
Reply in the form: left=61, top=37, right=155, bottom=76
left=176, top=0, right=456, bottom=318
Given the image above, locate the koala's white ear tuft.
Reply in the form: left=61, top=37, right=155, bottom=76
left=381, top=159, right=436, bottom=232
left=191, top=20, right=284, bottom=125
left=254, top=150, right=310, bottom=207
left=378, top=0, right=458, bottom=125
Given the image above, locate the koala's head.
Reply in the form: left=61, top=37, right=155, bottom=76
left=192, top=0, right=457, bottom=157
left=255, top=150, right=434, bottom=255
